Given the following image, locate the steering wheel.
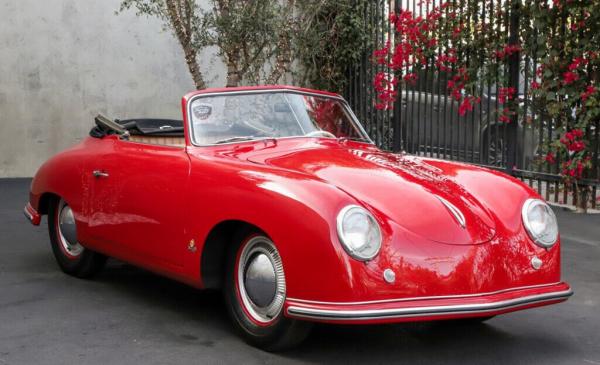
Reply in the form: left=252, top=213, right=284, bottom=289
left=305, top=130, right=336, bottom=138
left=240, top=119, right=276, bottom=135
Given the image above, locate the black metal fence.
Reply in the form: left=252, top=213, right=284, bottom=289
left=344, top=0, right=600, bottom=210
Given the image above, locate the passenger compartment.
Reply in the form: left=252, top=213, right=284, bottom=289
left=90, top=116, right=185, bottom=147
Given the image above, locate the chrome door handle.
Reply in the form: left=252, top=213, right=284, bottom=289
left=93, top=170, right=109, bottom=178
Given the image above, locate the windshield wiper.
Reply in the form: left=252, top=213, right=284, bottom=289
left=214, top=136, right=258, bottom=144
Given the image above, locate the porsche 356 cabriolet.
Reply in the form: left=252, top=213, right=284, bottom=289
left=25, top=85, right=572, bottom=350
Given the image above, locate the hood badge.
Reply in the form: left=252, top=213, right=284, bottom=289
left=435, top=196, right=467, bottom=229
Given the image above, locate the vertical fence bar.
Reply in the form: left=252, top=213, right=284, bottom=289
left=477, top=0, right=486, bottom=164
left=435, top=0, right=443, bottom=158
left=505, top=0, right=520, bottom=173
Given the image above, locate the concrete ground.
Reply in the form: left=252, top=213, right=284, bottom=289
left=1, top=178, right=598, bottom=365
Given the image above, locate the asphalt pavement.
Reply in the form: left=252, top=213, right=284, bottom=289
left=1, top=178, right=599, bottom=364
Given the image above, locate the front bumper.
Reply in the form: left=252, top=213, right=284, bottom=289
left=285, top=282, right=572, bottom=324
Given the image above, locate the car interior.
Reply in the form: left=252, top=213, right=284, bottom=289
left=90, top=115, right=186, bottom=147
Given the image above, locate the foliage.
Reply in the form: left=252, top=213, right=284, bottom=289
left=293, top=0, right=373, bottom=93
left=372, top=0, right=599, bottom=185
left=119, top=0, right=372, bottom=92
left=522, top=0, right=599, bottom=183
left=119, top=0, right=294, bottom=88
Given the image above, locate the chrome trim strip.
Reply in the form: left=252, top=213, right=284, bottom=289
left=286, top=282, right=565, bottom=306
left=286, top=289, right=573, bottom=321
left=186, top=89, right=374, bottom=147
left=435, top=195, right=466, bottom=228
left=23, top=207, right=33, bottom=221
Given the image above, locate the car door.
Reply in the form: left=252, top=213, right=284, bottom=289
left=87, top=137, right=191, bottom=270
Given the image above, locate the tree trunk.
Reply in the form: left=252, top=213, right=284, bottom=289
left=165, top=0, right=207, bottom=90
left=226, top=50, right=241, bottom=87
left=184, top=47, right=206, bottom=90
left=575, top=183, right=589, bottom=213
left=266, top=0, right=295, bottom=85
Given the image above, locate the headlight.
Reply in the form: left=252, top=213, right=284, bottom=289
left=521, top=198, right=558, bottom=248
left=336, top=205, right=382, bottom=260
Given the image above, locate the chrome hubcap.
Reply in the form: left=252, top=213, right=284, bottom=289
left=237, top=236, right=285, bottom=323
left=245, top=253, right=277, bottom=307
left=58, top=201, right=83, bottom=257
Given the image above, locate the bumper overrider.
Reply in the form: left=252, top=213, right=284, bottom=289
left=24, top=203, right=41, bottom=226
left=285, top=282, right=572, bottom=324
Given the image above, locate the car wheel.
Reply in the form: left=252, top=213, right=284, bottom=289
left=48, top=197, right=107, bottom=278
left=482, top=126, right=505, bottom=166
left=224, top=231, right=312, bottom=351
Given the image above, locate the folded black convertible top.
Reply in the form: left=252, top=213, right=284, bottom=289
left=90, top=116, right=184, bottom=138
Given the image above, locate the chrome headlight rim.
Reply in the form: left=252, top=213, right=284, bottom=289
left=336, top=205, right=382, bottom=261
left=521, top=198, right=559, bottom=248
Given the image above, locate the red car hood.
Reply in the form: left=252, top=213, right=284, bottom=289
left=247, top=144, right=496, bottom=245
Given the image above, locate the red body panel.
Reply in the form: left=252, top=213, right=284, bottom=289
left=27, top=86, right=570, bottom=322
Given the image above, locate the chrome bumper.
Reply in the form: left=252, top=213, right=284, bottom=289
left=287, top=287, right=573, bottom=322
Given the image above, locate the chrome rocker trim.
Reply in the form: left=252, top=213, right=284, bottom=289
left=286, top=289, right=573, bottom=321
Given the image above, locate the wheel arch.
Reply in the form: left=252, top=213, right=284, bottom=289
left=37, top=192, right=60, bottom=215
left=200, top=219, right=268, bottom=289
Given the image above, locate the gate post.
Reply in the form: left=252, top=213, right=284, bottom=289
left=506, top=0, right=521, bottom=173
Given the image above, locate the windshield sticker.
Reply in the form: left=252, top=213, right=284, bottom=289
left=193, top=103, right=212, bottom=120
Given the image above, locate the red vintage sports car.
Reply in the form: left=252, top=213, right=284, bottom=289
left=25, top=85, right=572, bottom=350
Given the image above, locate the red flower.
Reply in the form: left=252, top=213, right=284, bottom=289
left=545, top=152, right=556, bottom=164
left=576, top=160, right=584, bottom=177
left=572, top=129, right=584, bottom=138
left=530, top=81, right=540, bottom=90
left=403, top=73, right=418, bottom=84
left=560, top=129, right=586, bottom=153
left=452, top=24, right=463, bottom=38
left=568, top=57, right=588, bottom=71
left=569, top=141, right=585, bottom=152
left=563, top=71, right=579, bottom=85
left=561, top=159, right=585, bottom=180
left=581, top=85, right=596, bottom=102
left=451, top=88, right=462, bottom=101
left=536, top=66, right=544, bottom=77
left=495, top=44, right=521, bottom=59
left=498, top=87, right=516, bottom=104
left=458, top=97, right=473, bottom=116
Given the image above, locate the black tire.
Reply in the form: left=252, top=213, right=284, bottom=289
left=463, top=315, right=495, bottom=323
left=482, top=125, right=506, bottom=166
left=482, top=124, right=524, bottom=166
left=223, top=229, right=312, bottom=351
left=48, top=197, right=107, bottom=278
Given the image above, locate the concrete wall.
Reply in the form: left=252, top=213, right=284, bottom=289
left=0, top=0, right=225, bottom=177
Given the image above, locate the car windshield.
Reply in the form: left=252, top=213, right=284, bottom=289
left=189, top=91, right=370, bottom=145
